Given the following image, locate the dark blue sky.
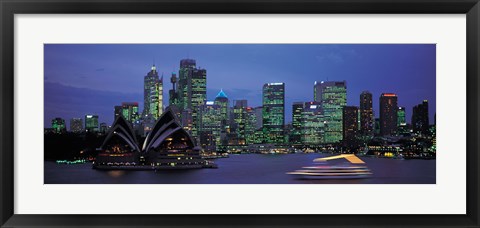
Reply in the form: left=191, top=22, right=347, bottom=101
left=44, top=44, right=436, bottom=129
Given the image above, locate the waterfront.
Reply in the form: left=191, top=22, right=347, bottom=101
left=44, top=153, right=435, bottom=184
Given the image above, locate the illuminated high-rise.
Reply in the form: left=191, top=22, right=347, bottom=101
left=245, top=107, right=257, bottom=145
left=291, top=102, right=304, bottom=144
left=121, top=102, right=140, bottom=123
left=343, top=106, right=359, bottom=144
left=214, top=89, right=229, bottom=130
left=143, top=64, right=163, bottom=119
left=51, top=117, right=66, bottom=133
left=412, top=100, right=429, bottom=134
left=359, top=91, right=374, bottom=135
left=199, top=101, right=222, bottom=151
left=314, top=81, right=347, bottom=143
left=176, top=59, right=206, bottom=139
left=70, top=118, right=83, bottom=133
left=262, top=82, right=285, bottom=144
left=85, top=114, right=99, bottom=132
left=233, top=100, right=248, bottom=145
left=379, top=93, right=398, bottom=136
left=302, top=102, right=324, bottom=145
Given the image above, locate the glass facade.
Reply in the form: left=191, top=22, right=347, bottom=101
left=199, top=102, right=222, bottom=151
left=85, top=114, right=99, bottom=132
left=143, top=65, right=163, bottom=119
left=262, top=83, right=285, bottom=144
left=314, top=81, right=347, bottom=143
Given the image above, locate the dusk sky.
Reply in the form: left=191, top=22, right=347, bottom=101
left=44, top=44, right=436, bottom=129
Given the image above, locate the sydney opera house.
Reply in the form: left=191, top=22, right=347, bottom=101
left=94, top=107, right=214, bottom=170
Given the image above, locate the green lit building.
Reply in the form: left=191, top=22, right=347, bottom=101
left=245, top=107, right=257, bottom=145
left=143, top=65, right=163, bottom=119
left=214, top=89, right=229, bottom=127
left=199, top=101, right=222, bottom=151
left=232, top=100, right=248, bottom=145
left=51, top=117, right=66, bottom=133
left=85, top=114, right=99, bottom=133
left=262, top=82, right=285, bottom=144
left=176, top=59, right=207, bottom=140
left=121, top=102, right=140, bottom=123
left=302, top=102, right=324, bottom=145
left=314, top=81, right=347, bottom=143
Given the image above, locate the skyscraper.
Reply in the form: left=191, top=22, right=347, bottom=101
left=121, top=102, right=140, bottom=123
left=291, top=102, right=304, bottom=144
left=176, top=59, right=207, bottom=139
left=412, top=100, right=429, bottom=134
left=379, top=93, right=398, bottom=136
left=199, top=101, right=222, bottom=151
left=143, top=64, right=163, bottom=119
left=314, top=81, right=347, bottom=143
left=359, top=91, right=374, bottom=136
left=397, top=106, right=406, bottom=127
left=343, top=106, right=359, bottom=144
left=51, top=117, right=66, bottom=133
left=245, top=107, right=257, bottom=145
left=262, top=82, right=285, bottom=144
left=70, top=118, right=83, bottom=133
left=214, top=89, right=229, bottom=130
left=85, top=114, right=99, bottom=132
left=233, top=100, right=248, bottom=145
left=302, top=102, right=324, bottom=145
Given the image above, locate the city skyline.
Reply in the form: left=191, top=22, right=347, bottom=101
left=44, top=44, right=436, bottom=129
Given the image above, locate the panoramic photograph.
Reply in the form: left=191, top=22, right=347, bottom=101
left=44, top=44, right=436, bottom=184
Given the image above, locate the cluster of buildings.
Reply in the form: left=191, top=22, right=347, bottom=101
left=47, top=58, right=435, bottom=155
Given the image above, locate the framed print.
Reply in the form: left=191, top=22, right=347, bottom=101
left=1, top=0, right=479, bottom=227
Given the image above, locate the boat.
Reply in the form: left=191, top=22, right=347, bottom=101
left=287, top=154, right=372, bottom=179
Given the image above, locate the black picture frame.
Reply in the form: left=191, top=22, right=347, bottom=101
left=1, top=0, right=479, bottom=227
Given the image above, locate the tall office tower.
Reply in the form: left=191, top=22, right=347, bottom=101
left=114, top=106, right=122, bottom=120
left=245, top=107, right=257, bottom=145
left=262, top=82, right=285, bottom=144
left=343, top=106, right=359, bottom=144
left=397, top=106, right=406, bottom=127
left=121, top=102, right=140, bottom=123
left=143, top=64, right=163, bottom=119
left=397, top=106, right=407, bottom=134
left=85, top=114, right=99, bottom=133
left=412, top=100, right=429, bottom=134
left=199, top=101, right=222, bottom=151
left=176, top=59, right=206, bottom=139
left=379, top=93, right=398, bottom=136
left=70, top=118, right=83, bottom=133
left=51, top=117, right=66, bottom=133
left=291, top=102, right=305, bottom=145
left=190, top=68, right=207, bottom=138
left=254, top=106, right=263, bottom=130
left=169, top=72, right=178, bottom=106
left=302, top=102, right=324, bottom=145
left=177, top=59, right=197, bottom=111
left=359, top=91, right=374, bottom=135
left=214, top=89, right=229, bottom=129
left=233, top=100, right=248, bottom=145
left=313, top=81, right=347, bottom=143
